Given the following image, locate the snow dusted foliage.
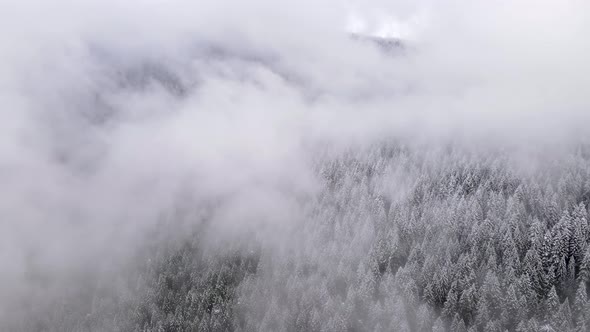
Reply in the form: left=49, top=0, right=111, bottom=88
left=12, top=143, right=589, bottom=332
left=139, top=145, right=590, bottom=332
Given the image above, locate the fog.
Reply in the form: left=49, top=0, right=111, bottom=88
left=1, top=0, right=590, bottom=330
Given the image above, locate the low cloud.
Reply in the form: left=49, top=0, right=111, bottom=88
left=1, top=0, right=589, bottom=328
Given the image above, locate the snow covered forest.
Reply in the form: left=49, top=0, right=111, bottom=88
left=9, top=144, right=590, bottom=331
left=2, top=1, right=590, bottom=332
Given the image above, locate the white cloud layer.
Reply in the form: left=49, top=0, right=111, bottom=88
left=0, top=0, right=589, bottom=326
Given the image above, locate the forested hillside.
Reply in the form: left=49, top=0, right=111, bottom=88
left=129, top=145, right=590, bottom=332
left=13, top=144, right=590, bottom=332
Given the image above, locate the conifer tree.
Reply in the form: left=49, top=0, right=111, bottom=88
left=557, top=298, right=573, bottom=331
left=442, top=282, right=459, bottom=319
left=573, top=282, right=588, bottom=329
left=481, top=270, right=502, bottom=315
left=545, top=286, right=560, bottom=325
left=451, top=313, right=467, bottom=332
left=459, top=284, right=478, bottom=326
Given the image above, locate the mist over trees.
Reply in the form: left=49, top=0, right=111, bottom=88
left=6, top=144, right=590, bottom=331
left=2, top=1, right=590, bottom=332
left=128, top=146, right=590, bottom=332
